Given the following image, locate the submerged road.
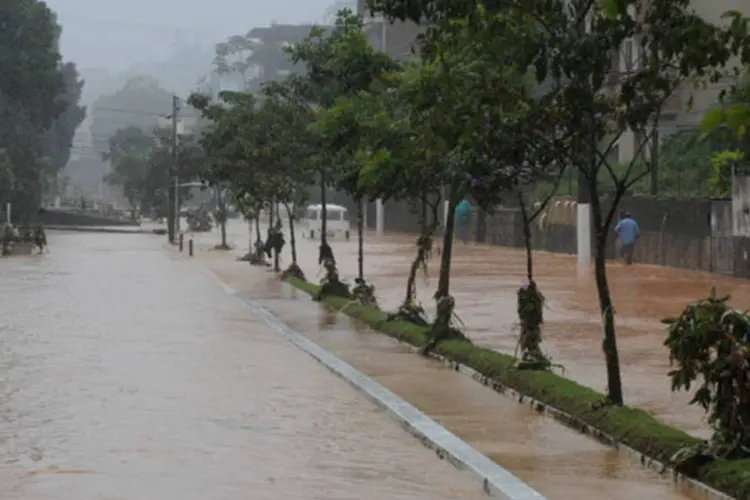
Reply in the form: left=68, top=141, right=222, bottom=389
left=224, top=218, right=741, bottom=440
left=195, top=221, right=709, bottom=499
left=0, top=231, right=488, bottom=499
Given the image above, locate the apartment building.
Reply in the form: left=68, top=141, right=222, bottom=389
left=357, top=0, right=421, bottom=59
left=357, top=0, right=750, bottom=163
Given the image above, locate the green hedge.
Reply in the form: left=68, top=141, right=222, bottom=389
left=286, top=277, right=750, bottom=499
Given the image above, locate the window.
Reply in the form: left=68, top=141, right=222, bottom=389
left=306, top=209, right=318, bottom=221
left=328, top=210, right=342, bottom=221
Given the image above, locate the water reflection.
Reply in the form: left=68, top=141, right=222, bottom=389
left=0, top=230, right=490, bottom=499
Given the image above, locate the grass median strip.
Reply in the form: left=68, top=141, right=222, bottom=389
left=285, top=276, right=750, bottom=500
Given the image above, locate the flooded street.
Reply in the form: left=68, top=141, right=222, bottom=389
left=232, top=219, right=739, bottom=440
left=0, top=231, right=490, bottom=499
left=199, top=221, right=708, bottom=499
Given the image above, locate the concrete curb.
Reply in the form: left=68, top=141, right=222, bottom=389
left=323, top=304, right=733, bottom=500
left=425, top=355, right=733, bottom=500
left=230, top=292, right=546, bottom=500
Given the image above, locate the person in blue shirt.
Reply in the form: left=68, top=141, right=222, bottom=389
left=615, top=211, right=640, bottom=265
left=455, top=199, right=471, bottom=244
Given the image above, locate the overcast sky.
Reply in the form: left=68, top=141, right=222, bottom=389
left=47, top=0, right=336, bottom=70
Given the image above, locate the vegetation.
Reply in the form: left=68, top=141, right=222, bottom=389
left=289, top=277, right=750, bottom=499
left=664, top=288, right=750, bottom=468
left=188, top=3, right=750, bottom=489
left=103, top=126, right=205, bottom=220
left=0, top=1, right=86, bottom=222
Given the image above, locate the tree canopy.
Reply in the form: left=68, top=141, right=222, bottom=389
left=0, top=1, right=87, bottom=220
left=191, top=4, right=750, bottom=417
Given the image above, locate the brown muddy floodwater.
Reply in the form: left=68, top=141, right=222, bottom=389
left=0, top=231, right=490, bottom=499
left=237, top=218, right=738, bottom=440
left=201, top=222, right=707, bottom=500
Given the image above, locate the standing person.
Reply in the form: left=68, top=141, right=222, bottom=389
left=614, top=211, right=640, bottom=265
left=455, top=198, right=471, bottom=244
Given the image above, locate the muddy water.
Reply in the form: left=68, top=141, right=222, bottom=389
left=221, top=217, right=728, bottom=440
left=0, top=231, right=490, bottom=499
left=199, top=226, right=703, bottom=500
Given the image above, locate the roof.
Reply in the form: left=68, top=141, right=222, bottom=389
left=306, top=203, right=347, bottom=211
left=247, top=24, right=331, bottom=43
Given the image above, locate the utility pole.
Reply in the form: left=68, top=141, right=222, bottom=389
left=168, top=95, right=180, bottom=243
left=375, top=19, right=387, bottom=235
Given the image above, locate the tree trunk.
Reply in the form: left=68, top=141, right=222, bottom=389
left=247, top=217, right=253, bottom=254
left=320, top=173, right=328, bottom=246
left=435, top=186, right=460, bottom=299
left=285, top=202, right=298, bottom=264
left=318, top=171, right=335, bottom=265
left=518, top=191, right=533, bottom=281
left=357, top=198, right=364, bottom=281
left=221, top=219, right=227, bottom=247
left=167, top=186, right=175, bottom=243
left=254, top=213, right=262, bottom=245
left=404, top=198, right=428, bottom=303
left=590, top=189, right=624, bottom=405
left=269, top=199, right=275, bottom=229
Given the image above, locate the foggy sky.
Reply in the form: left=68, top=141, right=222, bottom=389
left=46, top=0, right=336, bottom=71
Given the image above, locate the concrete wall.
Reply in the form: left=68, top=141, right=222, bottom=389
left=38, top=209, right=137, bottom=227
left=376, top=195, right=748, bottom=277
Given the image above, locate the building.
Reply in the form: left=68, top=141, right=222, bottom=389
left=357, top=0, right=421, bottom=59
left=356, top=1, right=750, bottom=165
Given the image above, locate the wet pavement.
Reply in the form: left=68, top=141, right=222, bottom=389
left=197, top=221, right=708, bottom=499
left=208, top=219, right=733, bottom=440
left=0, top=230, right=492, bottom=499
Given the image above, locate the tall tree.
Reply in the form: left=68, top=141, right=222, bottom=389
left=89, top=77, right=175, bottom=156
left=0, top=0, right=68, bottom=221
left=41, top=62, right=87, bottom=187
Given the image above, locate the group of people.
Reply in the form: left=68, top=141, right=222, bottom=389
left=2, top=223, right=47, bottom=255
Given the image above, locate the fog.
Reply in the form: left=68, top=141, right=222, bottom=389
left=49, top=0, right=335, bottom=70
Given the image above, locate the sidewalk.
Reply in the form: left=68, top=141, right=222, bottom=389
left=195, top=239, right=702, bottom=500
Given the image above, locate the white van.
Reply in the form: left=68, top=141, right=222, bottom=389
left=302, top=203, right=350, bottom=240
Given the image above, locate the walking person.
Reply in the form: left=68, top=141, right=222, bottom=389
left=455, top=198, right=471, bottom=244
left=615, top=211, right=640, bottom=265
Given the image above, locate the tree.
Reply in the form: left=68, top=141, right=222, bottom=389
left=0, top=0, right=70, bottom=222
left=190, top=83, right=315, bottom=272
left=366, top=0, right=750, bottom=403
left=307, top=16, right=399, bottom=301
left=41, top=62, right=87, bottom=185
left=701, top=73, right=750, bottom=197
left=287, top=9, right=392, bottom=271
left=214, top=34, right=260, bottom=90
left=90, top=77, right=176, bottom=155
left=104, top=127, right=154, bottom=216
left=356, top=62, right=445, bottom=319
left=104, top=126, right=205, bottom=219
left=0, top=149, right=13, bottom=208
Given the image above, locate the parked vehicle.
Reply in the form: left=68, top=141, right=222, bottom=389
left=300, top=203, right=350, bottom=240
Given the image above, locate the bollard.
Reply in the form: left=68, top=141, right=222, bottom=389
left=188, top=237, right=193, bottom=257
left=179, top=233, right=184, bottom=252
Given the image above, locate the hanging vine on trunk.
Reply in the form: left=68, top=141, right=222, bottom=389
left=281, top=203, right=305, bottom=281
left=315, top=257, right=351, bottom=300
left=663, top=287, right=750, bottom=474
left=389, top=195, right=439, bottom=327
left=516, top=280, right=551, bottom=370
left=515, top=190, right=552, bottom=371
left=420, top=293, right=470, bottom=355
left=352, top=278, right=377, bottom=306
